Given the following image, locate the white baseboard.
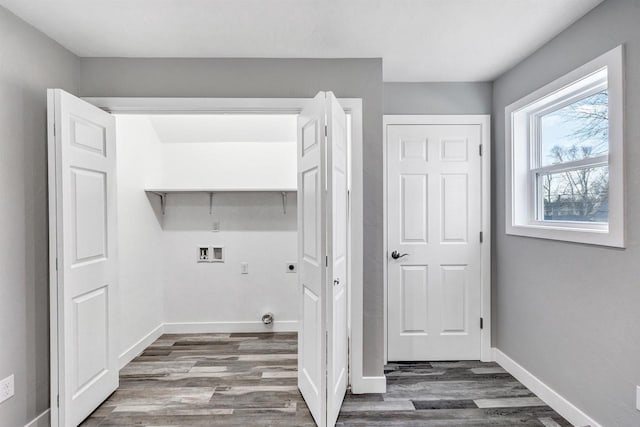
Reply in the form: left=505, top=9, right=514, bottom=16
left=163, top=320, right=299, bottom=334
left=493, top=348, right=601, bottom=427
left=25, top=409, right=50, bottom=427
left=351, top=375, right=387, bottom=394
left=118, top=323, right=164, bottom=369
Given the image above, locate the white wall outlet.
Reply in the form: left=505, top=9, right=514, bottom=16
left=197, top=246, right=211, bottom=263
left=211, top=246, right=224, bottom=262
left=286, top=262, right=297, bottom=273
left=240, top=262, right=249, bottom=274
left=636, top=385, right=640, bottom=411
left=211, top=220, right=220, bottom=232
left=0, top=374, right=14, bottom=404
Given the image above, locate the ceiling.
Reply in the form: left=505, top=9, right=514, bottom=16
left=146, top=115, right=297, bottom=144
left=0, top=0, right=603, bottom=81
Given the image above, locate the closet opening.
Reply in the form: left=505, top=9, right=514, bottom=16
left=48, top=93, right=365, bottom=427
left=116, top=113, right=305, bottom=337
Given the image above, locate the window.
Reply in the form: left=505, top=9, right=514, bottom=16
left=505, top=45, right=624, bottom=247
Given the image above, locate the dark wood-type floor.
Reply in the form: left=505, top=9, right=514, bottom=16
left=81, top=332, right=571, bottom=426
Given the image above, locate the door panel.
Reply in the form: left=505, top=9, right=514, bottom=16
left=71, top=168, right=108, bottom=262
left=297, top=92, right=348, bottom=427
left=327, top=93, right=348, bottom=427
left=440, top=265, right=467, bottom=333
left=400, top=265, right=428, bottom=333
left=48, top=89, right=118, bottom=427
left=297, top=93, right=327, bottom=426
left=74, top=287, right=109, bottom=390
left=387, top=124, right=482, bottom=361
left=441, top=174, right=468, bottom=242
left=401, top=174, right=428, bottom=243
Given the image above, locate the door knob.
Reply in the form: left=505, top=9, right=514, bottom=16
left=391, top=250, right=409, bottom=260
left=334, top=278, right=340, bottom=286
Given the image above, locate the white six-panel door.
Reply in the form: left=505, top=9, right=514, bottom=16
left=48, top=89, right=119, bottom=427
left=297, top=92, right=348, bottom=427
left=298, top=92, right=329, bottom=426
left=327, top=93, right=348, bottom=426
left=387, top=124, right=482, bottom=361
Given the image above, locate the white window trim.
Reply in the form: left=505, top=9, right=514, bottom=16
left=505, top=45, right=625, bottom=247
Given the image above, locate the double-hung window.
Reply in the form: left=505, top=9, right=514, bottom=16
left=505, top=45, right=624, bottom=247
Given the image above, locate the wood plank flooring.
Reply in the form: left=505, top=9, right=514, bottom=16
left=81, top=332, right=571, bottom=426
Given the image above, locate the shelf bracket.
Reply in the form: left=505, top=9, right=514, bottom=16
left=209, top=192, right=214, bottom=215
left=151, top=192, right=167, bottom=215
left=281, top=191, right=287, bottom=214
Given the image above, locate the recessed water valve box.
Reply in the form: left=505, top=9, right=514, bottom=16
left=197, top=246, right=211, bottom=263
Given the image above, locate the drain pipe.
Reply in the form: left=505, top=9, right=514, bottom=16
left=262, top=312, right=274, bottom=326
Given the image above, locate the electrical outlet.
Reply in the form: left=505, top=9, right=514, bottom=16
left=286, top=263, right=297, bottom=273
left=240, top=262, right=249, bottom=274
left=636, top=385, right=640, bottom=411
left=0, top=374, right=14, bottom=404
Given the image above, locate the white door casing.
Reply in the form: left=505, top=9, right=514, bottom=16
left=297, top=92, right=349, bottom=426
left=387, top=123, right=483, bottom=361
left=48, top=89, right=119, bottom=427
left=327, top=93, right=348, bottom=426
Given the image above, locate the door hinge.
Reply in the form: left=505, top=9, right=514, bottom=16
left=480, top=318, right=484, bottom=329
left=57, top=394, right=59, bottom=407
left=53, top=122, right=56, bottom=137
left=325, top=125, right=328, bottom=137
left=326, top=255, right=328, bottom=267
left=55, top=257, right=58, bottom=271
left=479, top=144, right=483, bottom=156
left=479, top=231, right=483, bottom=243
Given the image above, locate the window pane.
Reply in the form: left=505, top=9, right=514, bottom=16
left=540, top=90, right=608, bottom=166
left=538, top=165, right=608, bottom=222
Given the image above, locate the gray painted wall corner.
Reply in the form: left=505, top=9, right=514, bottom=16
left=0, top=5, right=80, bottom=427
left=492, top=0, right=640, bottom=425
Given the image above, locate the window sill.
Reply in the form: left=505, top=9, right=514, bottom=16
left=506, top=223, right=624, bottom=248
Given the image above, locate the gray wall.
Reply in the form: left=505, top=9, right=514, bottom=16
left=384, top=82, right=492, bottom=114
left=0, top=7, right=79, bottom=427
left=492, top=0, right=640, bottom=425
left=78, top=57, right=385, bottom=377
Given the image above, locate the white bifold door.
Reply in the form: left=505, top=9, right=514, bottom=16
left=48, top=89, right=119, bottom=427
left=297, top=92, right=348, bottom=427
left=387, top=123, right=482, bottom=361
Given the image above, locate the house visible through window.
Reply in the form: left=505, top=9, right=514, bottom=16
left=536, top=85, right=609, bottom=223
left=505, top=45, right=624, bottom=247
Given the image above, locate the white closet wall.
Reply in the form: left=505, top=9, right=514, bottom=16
left=115, top=116, right=165, bottom=362
left=160, top=142, right=296, bottom=190
left=161, top=192, right=298, bottom=330
left=115, top=114, right=299, bottom=341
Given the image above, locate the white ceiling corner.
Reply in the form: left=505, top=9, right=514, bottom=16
left=0, top=0, right=603, bottom=81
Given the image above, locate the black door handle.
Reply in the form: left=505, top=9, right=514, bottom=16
left=391, top=250, right=409, bottom=260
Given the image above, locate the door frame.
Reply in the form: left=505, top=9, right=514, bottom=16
left=382, top=115, right=492, bottom=363
left=49, top=96, right=370, bottom=426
